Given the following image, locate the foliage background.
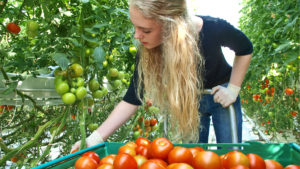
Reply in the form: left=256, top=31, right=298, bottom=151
left=239, top=0, right=299, bottom=142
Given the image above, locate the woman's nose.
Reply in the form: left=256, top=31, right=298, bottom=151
left=134, top=30, right=143, bottom=39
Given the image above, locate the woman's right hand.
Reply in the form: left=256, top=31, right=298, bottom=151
left=70, top=131, right=104, bottom=153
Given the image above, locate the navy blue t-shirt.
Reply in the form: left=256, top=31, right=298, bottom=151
left=123, top=16, right=253, bottom=105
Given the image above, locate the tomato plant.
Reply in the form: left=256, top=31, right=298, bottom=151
left=240, top=0, right=299, bottom=142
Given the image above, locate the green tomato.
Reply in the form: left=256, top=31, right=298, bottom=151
left=112, top=79, right=122, bottom=89
left=72, top=77, right=85, bottom=87
left=92, top=90, right=103, bottom=99
left=88, top=123, right=98, bottom=131
left=75, top=86, right=87, bottom=100
left=102, top=87, right=108, bottom=96
left=117, top=71, right=125, bottom=80
left=108, top=68, right=118, bottom=78
left=85, top=48, right=92, bottom=55
left=88, top=79, right=100, bottom=92
left=129, top=46, right=137, bottom=56
left=62, top=92, right=76, bottom=105
left=54, top=76, right=64, bottom=86
left=26, top=30, right=38, bottom=38
left=133, top=131, right=141, bottom=140
left=69, top=63, right=83, bottom=77
left=26, top=20, right=39, bottom=32
left=103, top=60, right=108, bottom=68
left=55, top=82, right=69, bottom=95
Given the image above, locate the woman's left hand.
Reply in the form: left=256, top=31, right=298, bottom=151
left=211, top=84, right=240, bottom=108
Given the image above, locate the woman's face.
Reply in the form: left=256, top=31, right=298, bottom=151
left=129, top=6, right=163, bottom=49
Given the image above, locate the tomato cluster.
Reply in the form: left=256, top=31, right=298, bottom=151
left=0, top=105, right=14, bottom=114
left=54, top=63, right=88, bottom=105
left=74, top=137, right=300, bottom=169
left=132, top=100, right=161, bottom=139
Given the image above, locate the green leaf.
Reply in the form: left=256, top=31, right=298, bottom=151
left=92, top=46, right=105, bottom=69
left=84, top=28, right=98, bottom=34
left=92, top=23, right=109, bottom=29
left=275, top=41, right=291, bottom=53
left=52, top=53, right=70, bottom=70
left=82, top=34, right=97, bottom=42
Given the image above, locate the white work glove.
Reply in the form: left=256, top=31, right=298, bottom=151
left=71, top=131, right=104, bottom=153
left=211, top=83, right=241, bottom=108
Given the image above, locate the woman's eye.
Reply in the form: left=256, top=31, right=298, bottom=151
left=143, top=30, right=151, bottom=34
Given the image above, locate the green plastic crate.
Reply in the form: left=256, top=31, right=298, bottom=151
left=33, top=141, right=300, bottom=169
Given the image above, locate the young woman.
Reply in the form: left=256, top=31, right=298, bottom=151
left=71, top=0, right=253, bottom=151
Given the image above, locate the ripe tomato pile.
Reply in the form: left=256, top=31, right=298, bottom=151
left=74, top=137, right=300, bottom=169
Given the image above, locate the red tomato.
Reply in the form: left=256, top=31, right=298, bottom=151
left=188, top=147, right=204, bottom=158
left=192, top=150, right=222, bottom=169
left=97, top=164, right=114, bottom=169
left=168, top=146, right=193, bottom=165
left=167, top=163, right=194, bottom=169
left=264, top=159, right=283, bottom=169
left=113, top=153, right=138, bottom=169
left=150, top=118, right=158, bottom=126
left=6, top=105, right=14, bottom=111
left=99, top=154, right=116, bottom=165
left=139, top=160, right=167, bottom=169
left=118, top=145, right=136, bottom=156
left=230, top=165, right=249, bottom=169
left=149, top=137, right=173, bottom=160
left=82, top=151, right=100, bottom=164
left=134, top=155, right=147, bottom=167
left=148, top=159, right=168, bottom=168
left=223, top=151, right=249, bottom=169
left=75, top=156, right=98, bottom=169
left=6, top=22, right=21, bottom=34
left=136, top=145, right=150, bottom=158
left=135, top=137, right=151, bottom=147
left=125, top=142, right=138, bottom=149
left=246, top=153, right=266, bottom=169
left=284, top=165, right=300, bottom=169
left=285, top=88, right=293, bottom=95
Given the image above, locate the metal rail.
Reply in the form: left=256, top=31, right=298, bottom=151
left=163, top=89, right=239, bottom=144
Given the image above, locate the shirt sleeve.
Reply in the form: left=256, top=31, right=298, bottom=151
left=217, top=18, right=253, bottom=56
left=122, top=54, right=143, bottom=105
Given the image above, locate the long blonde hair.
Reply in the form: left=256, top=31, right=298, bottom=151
left=130, top=0, right=204, bottom=142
